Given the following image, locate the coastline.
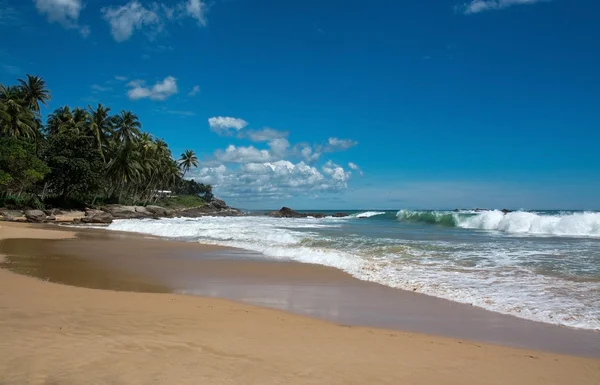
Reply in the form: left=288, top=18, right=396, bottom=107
left=2, top=222, right=600, bottom=357
left=1, top=222, right=599, bottom=384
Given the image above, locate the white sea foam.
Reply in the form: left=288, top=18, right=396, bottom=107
left=353, top=211, right=386, bottom=218
left=456, top=211, right=600, bottom=237
left=107, top=215, right=600, bottom=330
left=396, top=209, right=600, bottom=237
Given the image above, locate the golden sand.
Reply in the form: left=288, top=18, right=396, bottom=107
left=0, top=222, right=598, bottom=385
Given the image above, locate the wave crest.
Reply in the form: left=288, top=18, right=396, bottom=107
left=396, top=210, right=600, bottom=237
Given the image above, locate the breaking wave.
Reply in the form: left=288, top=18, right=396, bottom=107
left=396, top=210, right=600, bottom=237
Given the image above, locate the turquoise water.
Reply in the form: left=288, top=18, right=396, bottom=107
left=108, top=209, right=600, bottom=330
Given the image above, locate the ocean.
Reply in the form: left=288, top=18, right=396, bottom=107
left=107, top=209, right=600, bottom=330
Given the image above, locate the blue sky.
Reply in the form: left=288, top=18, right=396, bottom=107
left=1, top=0, right=599, bottom=209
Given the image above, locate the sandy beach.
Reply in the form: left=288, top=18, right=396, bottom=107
left=0, top=222, right=599, bottom=385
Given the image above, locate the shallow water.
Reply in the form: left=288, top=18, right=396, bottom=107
left=107, top=210, right=600, bottom=330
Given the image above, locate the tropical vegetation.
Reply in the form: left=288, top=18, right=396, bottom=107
left=0, top=75, right=212, bottom=209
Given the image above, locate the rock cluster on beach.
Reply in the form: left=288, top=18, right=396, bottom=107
left=267, top=207, right=348, bottom=219
left=0, top=199, right=243, bottom=225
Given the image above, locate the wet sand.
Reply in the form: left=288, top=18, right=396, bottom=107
left=1, top=222, right=600, bottom=385
left=2, top=223, right=600, bottom=357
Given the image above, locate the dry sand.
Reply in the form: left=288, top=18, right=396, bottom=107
left=0, top=222, right=599, bottom=385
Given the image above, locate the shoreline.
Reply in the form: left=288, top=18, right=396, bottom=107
left=1, top=222, right=599, bottom=384
left=2, top=222, right=600, bottom=358
left=0, top=220, right=600, bottom=385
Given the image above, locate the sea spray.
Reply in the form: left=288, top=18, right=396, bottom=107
left=107, top=211, right=600, bottom=330
left=396, top=210, right=600, bottom=237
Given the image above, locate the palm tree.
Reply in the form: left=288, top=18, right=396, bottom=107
left=17, top=75, right=51, bottom=113
left=87, top=104, right=113, bottom=162
left=107, top=142, right=143, bottom=201
left=0, top=85, right=37, bottom=138
left=113, top=110, right=141, bottom=144
left=178, top=149, right=198, bottom=178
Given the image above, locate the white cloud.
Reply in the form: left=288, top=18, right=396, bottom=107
left=458, top=0, right=547, bottom=14
left=268, top=138, right=290, bottom=158
left=348, top=162, right=364, bottom=176
left=186, top=0, right=208, bottom=26
left=188, top=85, right=200, bottom=96
left=300, top=146, right=321, bottom=162
left=327, top=137, right=358, bottom=151
left=101, top=0, right=209, bottom=42
left=115, top=76, right=128, bottom=81
left=34, top=0, right=89, bottom=36
left=322, top=161, right=351, bottom=184
left=102, top=1, right=161, bottom=42
left=127, top=76, right=178, bottom=101
left=208, top=116, right=248, bottom=135
left=191, top=159, right=352, bottom=201
left=215, top=145, right=272, bottom=163
left=245, top=128, right=288, bottom=142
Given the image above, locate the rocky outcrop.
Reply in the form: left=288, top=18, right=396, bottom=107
left=145, top=205, right=171, bottom=217
left=25, top=210, right=46, bottom=222
left=178, top=205, right=243, bottom=217
left=82, top=210, right=114, bottom=224
left=101, top=205, right=148, bottom=219
left=1, top=198, right=243, bottom=224
left=267, top=207, right=347, bottom=219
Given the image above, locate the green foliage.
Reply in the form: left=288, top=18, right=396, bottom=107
left=0, top=194, right=45, bottom=210
left=173, top=179, right=213, bottom=201
left=43, top=131, right=106, bottom=201
left=0, top=137, right=49, bottom=194
left=0, top=74, right=212, bottom=210
left=158, top=195, right=207, bottom=209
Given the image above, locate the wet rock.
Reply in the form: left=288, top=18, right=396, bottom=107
left=102, top=205, right=148, bottom=219
left=145, top=205, right=169, bottom=217
left=82, top=210, right=113, bottom=224
left=25, top=210, right=46, bottom=222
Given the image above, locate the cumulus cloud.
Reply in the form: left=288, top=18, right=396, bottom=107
left=102, top=0, right=209, bottom=42
left=322, top=161, right=351, bottom=184
left=188, top=85, right=200, bottom=97
left=127, top=76, right=178, bottom=101
left=215, top=145, right=272, bottom=163
left=102, top=1, right=161, bottom=42
left=208, top=116, right=248, bottom=135
left=34, top=0, right=89, bottom=36
left=191, top=160, right=352, bottom=201
left=327, top=137, right=358, bottom=151
left=458, top=0, right=547, bottom=14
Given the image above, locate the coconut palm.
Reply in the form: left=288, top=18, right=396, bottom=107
left=87, top=104, right=113, bottom=162
left=178, top=149, right=198, bottom=178
left=17, top=75, right=51, bottom=113
left=0, top=85, right=37, bottom=138
left=46, top=106, right=87, bottom=135
left=113, top=110, right=141, bottom=144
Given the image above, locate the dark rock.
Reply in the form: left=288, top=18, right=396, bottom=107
left=268, top=207, right=304, bottom=218
left=0, top=209, right=25, bottom=220
left=146, top=205, right=169, bottom=217
left=102, top=205, right=149, bottom=219
left=501, top=209, right=513, bottom=214
left=82, top=210, right=113, bottom=224
left=267, top=207, right=336, bottom=219
left=210, top=199, right=228, bottom=210
left=43, top=208, right=64, bottom=216
left=25, top=210, right=46, bottom=222
left=332, top=213, right=349, bottom=218
left=178, top=205, right=243, bottom=217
